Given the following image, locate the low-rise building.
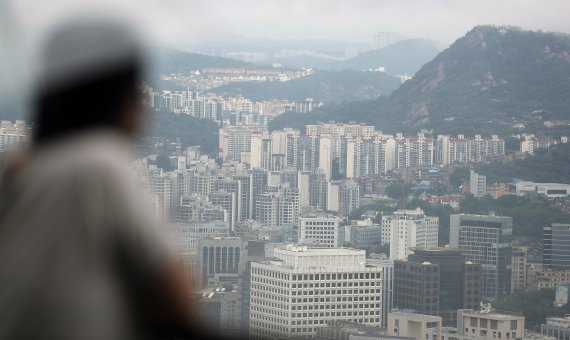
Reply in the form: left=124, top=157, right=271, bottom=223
left=348, top=220, right=382, bottom=249
left=555, top=283, right=570, bottom=307
left=387, top=310, right=442, bottom=340
left=457, top=308, right=524, bottom=340
left=541, top=316, right=570, bottom=340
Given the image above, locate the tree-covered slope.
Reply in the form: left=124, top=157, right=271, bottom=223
left=451, top=143, right=570, bottom=185
left=213, top=69, right=401, bottom=103
left=146, top=110, right=219, bottom=157
left=382, top=26, right=570, bottom=131
left=271, top=26, right=570, bottom=135
left=152, top=47, right=250, bottom=75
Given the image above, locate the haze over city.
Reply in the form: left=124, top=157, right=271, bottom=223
left=2, top=1, right=570, bottom=340
left=6, top=0, right=570, bottom=43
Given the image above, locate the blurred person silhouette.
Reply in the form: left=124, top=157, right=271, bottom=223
left=0, top=17, right=200, bottom=340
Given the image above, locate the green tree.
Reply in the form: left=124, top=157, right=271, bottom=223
left=494, top=289, right=570, bottom=331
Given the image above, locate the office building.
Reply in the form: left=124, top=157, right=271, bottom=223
left=542, top=316, right=570, bottom=340
left=450, top=214, right=513, bottom=301
left=367, top=256, right=394, bottom=329
left=249, top=246, right=383, bottom=339
left=394, top=248, right=481, bottom=327
left=348, top=220, right=382, bottom=249
left=457, top=308, right=524, bottom=340
left=176, top=220, right=230, bottom=253
left=382, top=208, right=439, bottom=260
left=387, top=310, right=442, bottom=340
left=197, top=237, right=246, bottom=288
left=299, top=216, right=343, bottom=247
left=510, top=180, right=570, bottom=199
left=544, top=224, right=570, bottom=271
left=199, top=287, right=242, bottom=338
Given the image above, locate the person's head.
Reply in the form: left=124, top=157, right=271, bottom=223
left=33, top=18, right=146, bottom=146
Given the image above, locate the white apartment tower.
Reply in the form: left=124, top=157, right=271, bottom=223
left=249, top=246, right=383, bottom=339
left=381, top=208, right=439, bottom=260
left=319, top=136, right=333, bottom=180
left=470, top=169, right=487, bottom=198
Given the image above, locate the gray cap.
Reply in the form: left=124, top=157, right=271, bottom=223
left=39, top=18, right=143, bottom=91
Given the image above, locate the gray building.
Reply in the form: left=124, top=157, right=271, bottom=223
left=394, top=248, right=481, bottom=327
left=450, top=214, right=513, bottom=301
left=542, top=316, right=570, bottom=340
left=316, top=320, right=384, bottom=340
left=197, top=237, right=246, bottom=289
left=544, top=224, right=570, bottom=271
left=349, top=221, right=382, bottom=249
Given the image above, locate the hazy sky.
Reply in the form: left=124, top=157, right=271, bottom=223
left=6, top=0, right=570, bottom=45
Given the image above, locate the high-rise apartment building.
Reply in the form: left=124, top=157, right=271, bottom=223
left=176, top=195, right=227, bottom=223
left=338, top=179, right=361, bottom=215
left=346, top=136, right=396, bottom=177
left=373, top=32, right=400, bottom=49
left=219, top=125, right=267, bottom=162
left=309, top=170, right=329, bottom=211
left=435, top=135, right=505, bottom=164
left=394, top=133, right=434, bottom=169
left=470, top=170, right=487, bottom=198
left=511, top=246, right=528, bottom=292
left=255, top=185, right=300, bottom=227
left=450, top=214, right=513, bottom=301
left=544, top=224, right=570, bottom=271
left=249, top=246, right=383, bottom=339
left=381, top=208, right=439, bottom=260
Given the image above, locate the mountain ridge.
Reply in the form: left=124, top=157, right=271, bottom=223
left=270, top=25, right=570, bottom=135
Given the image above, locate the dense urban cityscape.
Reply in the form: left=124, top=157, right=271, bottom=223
left=2, top=109, right=570, bottom=340
left=2, top=1, right=570, bottom=340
